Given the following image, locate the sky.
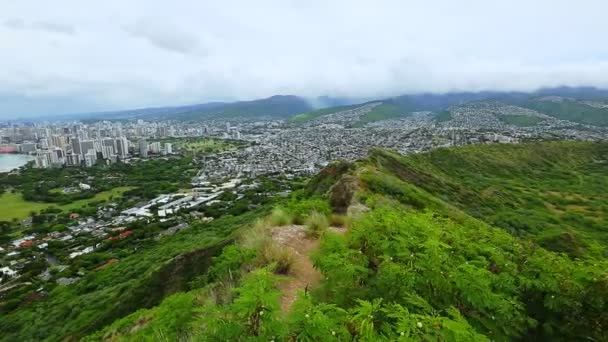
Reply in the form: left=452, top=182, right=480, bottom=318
left=1, top=0, right=608, bottom=118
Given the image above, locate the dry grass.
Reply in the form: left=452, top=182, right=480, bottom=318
left=269, top=207, right=293, bottom=226
left=329, top=214, right=348, bottom=227
left=304, top=211, right=329, bottom=238
left=240, top=219, right=272, bottom=250
left=241, top=216, right=295, bottom=275
left=258, top=242, right=295, bottom=275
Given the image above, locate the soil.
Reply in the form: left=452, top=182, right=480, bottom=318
left=270, top=224, right=346, bottom=312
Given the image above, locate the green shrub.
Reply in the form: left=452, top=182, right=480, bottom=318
left=283, top=197, right=331, bottom=224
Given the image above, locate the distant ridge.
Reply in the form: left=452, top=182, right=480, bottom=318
left=31, top=86, right=608, bottom=123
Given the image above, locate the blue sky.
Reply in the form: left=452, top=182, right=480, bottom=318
left=1, top=0, right=608, bottom=118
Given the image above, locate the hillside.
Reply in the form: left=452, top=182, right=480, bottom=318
left=289, top=87, right=608, bottom=127
left=366, top=142, right=608, bottom=257
left=523, top=97, right=608, bottom=126
left=20, top=141, right=595, bottom=342
left=172, top=95, right=313, bottom=121
left=0, top=211, right=265, bottom=341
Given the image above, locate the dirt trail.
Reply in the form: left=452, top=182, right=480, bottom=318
left=270, top=225, right=346, bottom=312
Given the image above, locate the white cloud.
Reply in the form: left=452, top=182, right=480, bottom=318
left=1, top=0, right=608, bottom=117
left=124, top=18, right=203, bottom=55
left=2, top=18, right=75, bottom=35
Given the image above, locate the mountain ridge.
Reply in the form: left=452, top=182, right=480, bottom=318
left=19, top=86, right=608, bottom=123
left=4, top=141, right=607, bottom=341
left=80, top=141, right=608, bottom=341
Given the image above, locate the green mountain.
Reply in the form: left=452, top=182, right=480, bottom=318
left=289, top=87, right=608, bottom=126
left=522, top=97, right=608, bottom=126
left=290, top=97, right=418, bottom=126
left=290, top=103, right=364, bottom=122
left=172, top=95, right=313, bottom=121
left=4, top=142, right=608, bottom=341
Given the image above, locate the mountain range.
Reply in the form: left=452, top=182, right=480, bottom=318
left=27, top=86, right=608, bottom=125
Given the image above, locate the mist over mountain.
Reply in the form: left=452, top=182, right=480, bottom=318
left=8, top=86, right=607, bottom=123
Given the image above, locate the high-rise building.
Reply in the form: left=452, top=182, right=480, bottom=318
left=150, top=142, right=161, bottom=154
left=115, top=137, right=129, bottom=158
left=71, top=137, right=82, bottom=156
left=138, top=140, right=148, bottom=158
left=80, top=140, right=95, bottom=156
left=164, top=143, right=173, bottom=154
left=52, top=148, right=64, bottom=164
left=66, top=154, right=81, bottom=166
left=102, top=138, right=115, bottom=149
left=51, top=135, right=66, bottom=149
left=34, top=155, right=49, bottom=168
left=20, top=142, right=37, bottom=153
left=84, top=150, right=97, bottom=167
left=101, top=145, right=114, bottom=159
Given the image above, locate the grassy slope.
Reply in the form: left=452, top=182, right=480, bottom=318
left=0, top=210, right=264, bottom=342
left=0, top=187, right=134, bottom=221
left=435, top=110, right=452, bottom=122
left=367, top=141, right=608, bottom=257
left=353, top=103, right=408, bottom=126
left=524, top=99, right=608, bottom=126
left=290, top=104, right=362, bottom=122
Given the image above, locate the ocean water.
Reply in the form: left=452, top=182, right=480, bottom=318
left=0, top=154, right=34, bottom=173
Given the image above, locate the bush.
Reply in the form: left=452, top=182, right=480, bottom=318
left=329, top=214, right=348, bottom=227
left=283, top=197, right=331, bottom=224
left=240, top=219, right=271, bottom=250
left=305, top=211, right=329, bottom=238
left=257, top=242, right=294, bottom=275
left=269, top=207, right=292, bottom=226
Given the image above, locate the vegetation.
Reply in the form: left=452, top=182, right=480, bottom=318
left=367, top=141, right=608, bottom=258
left=304, top=211, right=329, bottom=238
left=5, top=141, right=608, bottom=341
left=354, top=103, right=409, bottom=126
left=269, top=207, right=292, bottom=226
left=177, top=95, right=312, bottom=121
left=292, top=98, right=416, bottom=126
left=155, top=137, right=247, bottom=156
left=0, top=192, right=56, bottom=221
left=524, top=99, right=608, bottom=126
left=0, top=210, right=265, bottom=341
left=435, top=110, right=452, bottom=122
left=290, top=104, right=363, bottom=123
left=0, top=187, right=134, bottom=221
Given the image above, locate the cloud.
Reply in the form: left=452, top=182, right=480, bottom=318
left=32, top=21, right=75, bottom=35
left=2, top=18, right=75, bottom=35
left=1, top=0, right=608, bottom=117
left=2, top=18, right=26, bottom=29
left=124, top=18, right=202, bottom=55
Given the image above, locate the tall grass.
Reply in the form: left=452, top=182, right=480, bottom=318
left=257, top=242, right=295, bottom=275
left=269, top=207, right=292, bottom=226
left=305, top=211, right=329, bottom=238
left=241, top=216, right=295, bottom=275
left=240, top=219, right=271, bottom=250
left=329, top=214, right=348, bottom=227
